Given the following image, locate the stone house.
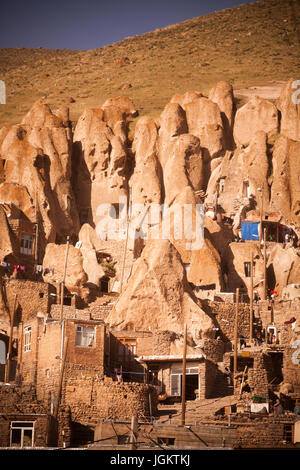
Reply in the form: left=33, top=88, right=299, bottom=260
left=16, top=315, right=106, bottom=399
left=0, top=203, right=38, bottom=279
left=136, top=354, right=217, bottom=401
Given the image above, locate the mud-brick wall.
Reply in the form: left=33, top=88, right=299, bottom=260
left=201, top=338, right=224, bottom=363
left=0, top=383, right=50, bottom=447
left=50, top=303, right=114, bottom=322
left=0, top=413, right=50, bottom=447
left=236, top=417, right=297, bottom=449
left=5, top=279, right=56, bottom=323
left=202, top=360, right=217, bottom=399
left=206, top=301, right=250, bottom=343
left=283, top=346, right=300, bottom=388
left=61, top=377, right=157, bottom=425
left=247, top=353, right=269, bottom=399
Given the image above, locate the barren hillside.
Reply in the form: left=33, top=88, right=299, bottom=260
left=0, top=0, right=299, bottom=130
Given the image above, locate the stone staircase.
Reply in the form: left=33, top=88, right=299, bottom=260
left=157, top=395, right=235, bottom=425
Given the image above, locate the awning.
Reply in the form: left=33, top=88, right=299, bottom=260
left=136, top=354, right=204, bottom=363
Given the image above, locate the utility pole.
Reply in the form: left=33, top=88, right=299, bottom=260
left=5, top=294, right=17, bottom=383
left=259, top=182, right=264, bottom=246
left=60, top=236, right=70, bottom=324
left=263, top=227, right=267, bottom=301
left=233, top=288, right=239, bottom=388
left=53, top=336, right=68, bottom=419
left=250, top=251, right=254, bottom=343
left=129, top=415, right=138, bottom=450
left=181, top=323, right=187, bottom=426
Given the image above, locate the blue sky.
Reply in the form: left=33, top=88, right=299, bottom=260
left=1, top=0, right=256, bottom=50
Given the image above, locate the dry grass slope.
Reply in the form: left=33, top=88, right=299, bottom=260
left=0, top=0, right=299, bottom=130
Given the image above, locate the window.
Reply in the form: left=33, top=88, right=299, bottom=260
left=244, top=262, right=251, bottom=277
left=24, top=327, right=31, bottom=352
left=219, top=178, right=225, bottom=193
left=10, top=422, right=34, bottom=448
left=242, top=181, right=250, bottom=198
left=0, top=340, right=6, bottom=365
left=75, top=325, right=96, bottom=348
left=20, top=234, right=34, bottom=256
left=158, top=437, right=175, bottom=446
left=171, top=374, right=181, bottom=396
left=118, top=338, right=137, bottom=356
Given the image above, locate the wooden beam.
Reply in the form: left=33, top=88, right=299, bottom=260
left=129, top=415, right=138, bottom=450
left=4, top=294, right=17, bottom=383
left=181, top=323, right=187, bottom=426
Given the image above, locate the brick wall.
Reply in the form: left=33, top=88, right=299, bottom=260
left=204, top=300, right=250, bottom=344
left=50, top=303, right=114, bottom=321
left=0, top=383, right=52, bottom=447
left=4, top=279, right=56, bottom=323
left=61, top=376, right=157, bottom=445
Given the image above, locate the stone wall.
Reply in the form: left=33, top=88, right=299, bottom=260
left=0, top=383, right=50, bottom=447
left=236, top=416, right=298, bottom=448
left=4, top=279, right=56, bottom=324
left=50, top=302, right=114, bottom=321
left=202, top=360, right=217, bottom=399
left=61, top=376, right=157, bottom=445
left=283, top=346, right=300, bottom=390
left=247, top=352, right=269, bottom=399
left=204, top=300, right=250, bottom=344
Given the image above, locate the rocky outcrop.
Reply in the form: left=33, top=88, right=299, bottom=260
left=73, top=107, right=129, bottom=228
left=233, top=96, right=279, bottom=147
left=105, top=239, right=215, bottom=342
left=170, top=90, right=203, bottom=110
left=270, top=136, right=300, bottom=226
left=130, top=116, right=162, bottom=206
left=163, top=134, right=205, bottom=206
left=208, top=81, right=235, bottom=149
left=0, top=205, right=14, bottom=261
left=185, top=97, right=225, bottom=162
left=267, top=244, right=300, bottom=297
left=0, top=101, right=80, bottom=248
left=42, top=243, right=88, bottom=292
left=205, top=131, right=270, bottom=219
left=276, top=78, right=300, bottom=142
left=157, top=102, right=188, bottom=169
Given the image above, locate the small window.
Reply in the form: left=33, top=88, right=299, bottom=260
left=10, top=422, right=34, bottom=448
left=242, top=181, right=250, bottom=198
left=24, top=327, right=31, bottom=352
left=244, top=262, right=251, bottom=277
left=119, top=338, right=137, bottom=356
left=219, top=178, right=225, bottom=193
left=171, top=374, right=181, bottom=397
left=20, top=234, right=34, bottom=256
left=75, top=325, right=96, bottom=348
left=158, top=437, right=175, bottom=446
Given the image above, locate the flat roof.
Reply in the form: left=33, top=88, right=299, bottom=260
left=136, top=354, right=205, bottom=362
